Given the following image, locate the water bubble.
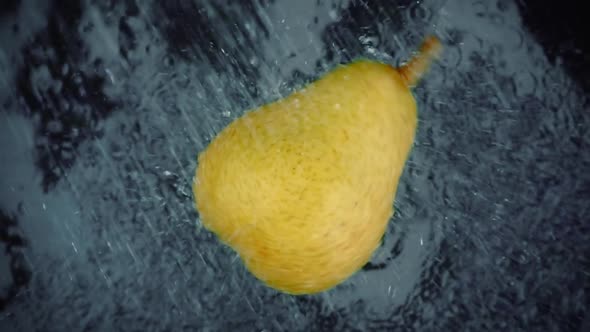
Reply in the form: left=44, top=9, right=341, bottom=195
left=61, top=63, right=69, bottom=76
left=163, top=55, right=174, bottom=67
left=513, top=70, right=538, bottom=97
left=439, top=44, right=463, bottom=69
left=408, top=2, right=433, bottom=23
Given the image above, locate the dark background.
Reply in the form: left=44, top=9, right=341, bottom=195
left=1, top=0, right=589, bottom=331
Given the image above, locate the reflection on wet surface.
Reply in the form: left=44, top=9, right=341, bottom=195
left=1, top=0, right=589, bottom=330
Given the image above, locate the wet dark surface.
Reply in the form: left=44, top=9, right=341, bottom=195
left=515, top=0, right=589, bottom=92
left=1, top=0, right=589, bottom=331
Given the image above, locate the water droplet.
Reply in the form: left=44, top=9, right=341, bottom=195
left=222, top=110, right=231, bottom=117
left=61, top=63, right=69, bottom=76
left=366, top=46, right=378, bottom=55
left=105, top=68, right=116, bottom=84
left=328, top=9, right=338, bottom=20
left=334, top=103, right=341, bottom=109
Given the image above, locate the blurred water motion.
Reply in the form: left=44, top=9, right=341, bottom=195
left=1, top=0, right=589, bottom=331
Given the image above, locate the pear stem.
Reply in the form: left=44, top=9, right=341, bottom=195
left=397, top=35, right=443, bottom=88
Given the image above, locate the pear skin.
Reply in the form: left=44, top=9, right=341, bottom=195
left=193, top=35, right=442, bottom=295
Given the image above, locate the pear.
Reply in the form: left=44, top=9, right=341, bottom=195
left=193, top=35, right=442, bottom=295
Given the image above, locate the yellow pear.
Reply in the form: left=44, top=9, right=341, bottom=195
left=193, top=35, right=442, bottom=295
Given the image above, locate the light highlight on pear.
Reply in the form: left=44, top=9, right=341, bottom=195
left=193, top=35, right=442, bottom=295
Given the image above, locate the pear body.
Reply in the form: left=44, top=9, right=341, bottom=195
left=194, top=60, right=418, bottom=294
